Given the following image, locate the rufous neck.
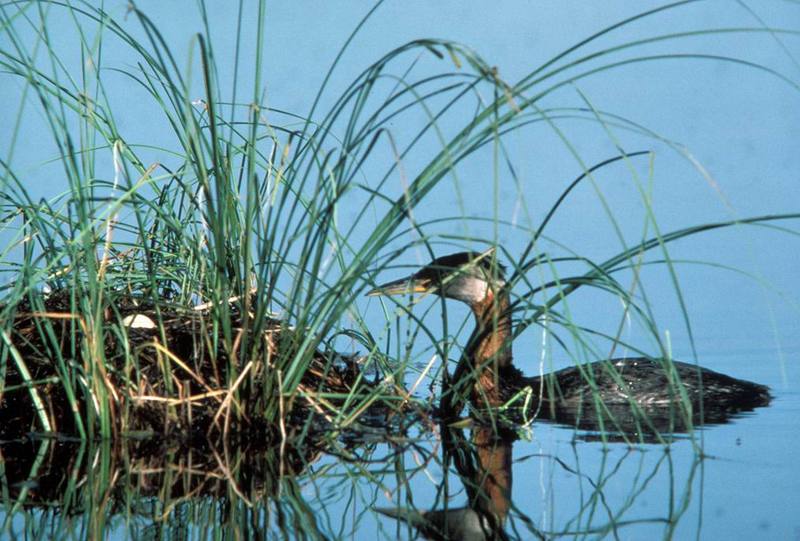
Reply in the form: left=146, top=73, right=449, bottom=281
left=438, top=280, right=514, bottom=414
left=460, top=288, right=513, bottom=408
left=470, top=288, right=512, bottom=367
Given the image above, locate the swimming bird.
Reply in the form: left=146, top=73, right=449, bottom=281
left=367, top=250, right=771, bottom=433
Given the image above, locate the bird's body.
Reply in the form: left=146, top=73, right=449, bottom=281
left=368, top=250, right=771, bottom=432
left=495, top=357, right=770, bottom=432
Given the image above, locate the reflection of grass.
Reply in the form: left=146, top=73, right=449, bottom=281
left=533, top=441, right=705, bottom=539
left=0, top=436, right=339, bottom=538
left=370, top=426, right=708, bottom=540
left=0, top=2, right=796, bottom=451
left=0, top=424, right=711, bottom=539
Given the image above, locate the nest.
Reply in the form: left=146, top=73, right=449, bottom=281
left=0, top=289, right=369, bottom=442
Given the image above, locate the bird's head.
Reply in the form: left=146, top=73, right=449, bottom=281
left=367, top=249, right=505, bottom=307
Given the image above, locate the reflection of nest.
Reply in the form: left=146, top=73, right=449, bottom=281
left=0, top=434, right=325, bottom=513
left=1, top=289, right=370, bottom=440
left=0, top=414, right=421, bottom=519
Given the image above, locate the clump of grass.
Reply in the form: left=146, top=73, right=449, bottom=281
left=0, top=1, right=797, bottom=446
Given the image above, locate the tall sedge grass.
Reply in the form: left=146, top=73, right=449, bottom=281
left=0, top=0, right=797, bottom=446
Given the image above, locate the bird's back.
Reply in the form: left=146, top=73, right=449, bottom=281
left=498, top=357, right=771, bottom=435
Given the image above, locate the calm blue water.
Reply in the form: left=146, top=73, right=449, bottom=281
left=285, top=340, right=795, bottom=540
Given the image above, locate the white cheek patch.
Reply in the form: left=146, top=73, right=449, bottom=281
left=444, top=276, right=490, bottom=304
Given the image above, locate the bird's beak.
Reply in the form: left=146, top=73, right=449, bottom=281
left=366, top=275, right=432, bottom=297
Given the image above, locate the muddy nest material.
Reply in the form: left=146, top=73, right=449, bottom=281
left=1, top=289, right=369, bottom=440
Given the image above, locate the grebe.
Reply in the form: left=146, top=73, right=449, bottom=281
left=368, top=250, right=771, bottom=430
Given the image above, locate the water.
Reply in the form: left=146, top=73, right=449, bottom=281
left=0, top=363, right=795, bottom=539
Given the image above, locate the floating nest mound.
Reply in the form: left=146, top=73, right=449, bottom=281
left=1, top=289, right=372, bottom=441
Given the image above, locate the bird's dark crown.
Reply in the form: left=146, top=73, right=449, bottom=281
left=414, top=250, right=506, bottom=283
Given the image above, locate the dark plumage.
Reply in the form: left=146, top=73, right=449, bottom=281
left=369, top=250, right=771, bottom=434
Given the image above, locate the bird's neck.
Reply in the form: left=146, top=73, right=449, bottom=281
left=465, top=288, right=513, bottom=406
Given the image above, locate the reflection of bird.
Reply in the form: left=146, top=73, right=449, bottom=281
left=368, top=250, right=771, bottom=431
left=375, top=506, right=503, bottom=541
left=376, top=425, right=514, bottom=541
